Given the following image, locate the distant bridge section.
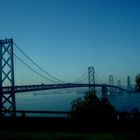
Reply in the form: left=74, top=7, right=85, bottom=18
left=2, top=83, right=128, bottom=94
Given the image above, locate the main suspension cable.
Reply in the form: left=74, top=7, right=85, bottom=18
left=14, top=42, right=66, bottom=83
left=14, top=54, right=59, bottom=84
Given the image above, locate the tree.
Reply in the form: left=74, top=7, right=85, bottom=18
left=70, top=92, right=117, bottom=121
left=135, top=74, right=140, bottom=92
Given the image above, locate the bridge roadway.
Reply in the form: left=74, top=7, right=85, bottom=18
left=2, top=83, right=127, bottom=94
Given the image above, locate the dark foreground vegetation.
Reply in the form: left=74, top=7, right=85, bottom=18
left=70, top=92, right=116, bottom=121
left=0, top=116, right=140, bottom=139
left=1, top=115, right=140, bottom=131
left=1, top=130, right=140, bottom=140
left=1, top=75, right=140, bottom=140
left=1, top=92, right=140, bottom=139
left=136, top=73, right=140, bottom=92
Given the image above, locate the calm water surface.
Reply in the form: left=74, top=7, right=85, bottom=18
left=16, top=88, right=140, bottom=114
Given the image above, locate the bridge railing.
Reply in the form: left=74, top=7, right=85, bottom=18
left=1, top=110, right=140, bottom=120
left=1, top=110, right=71, bottom=118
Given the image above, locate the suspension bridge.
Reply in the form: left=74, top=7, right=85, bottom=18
left=0, top=38, right=129, bottom=116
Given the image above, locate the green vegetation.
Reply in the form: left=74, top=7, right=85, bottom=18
left=136, top=74, right=140, bottom=92
left=0, top=130, right=140, bottom=140
left=70, top=92, right=116, bottom=121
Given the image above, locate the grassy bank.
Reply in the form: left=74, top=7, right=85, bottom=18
left=0, top=131, right=140, bottom=140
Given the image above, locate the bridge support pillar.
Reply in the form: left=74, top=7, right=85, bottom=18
left=0, top=39, right=16, bottom=116
left=109, top=75, right=114, bottom=94
left=88, top=67, right=95, bottom=94
left=102, top=85, right=108, bottom=98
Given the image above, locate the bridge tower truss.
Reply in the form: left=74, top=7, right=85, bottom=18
left=0, top=39, right=16, bottom=116
left=127, top=76, right=131, bottom=90
left=117, top=80, right=121, bottom=93
left=117, top=80, right=121, bottom=87
left=109, top=75, right=114, bottom=94
left=88, top=67, right=95, bottom=94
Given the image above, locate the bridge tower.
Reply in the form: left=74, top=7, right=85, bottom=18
left=117, top=80, right=121, bottom=93
left=117, top=80, right=121, bottom=87
left=0, top=39, right=16, bottom=116
left=102, top=85, right=108, bottom=98
left=109, top=75, right=114, bottom=94
left=127, top=76, right=131, bottom=90
left=88, top=67, right=95, bottom=94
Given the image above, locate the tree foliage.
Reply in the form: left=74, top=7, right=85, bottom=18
left=70, top=92, right=117, bottom=121
left=135, top=74, right=140, bottom=92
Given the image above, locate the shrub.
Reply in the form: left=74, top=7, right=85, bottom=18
left=70, top=92, right=117, bottom=121
left=135, top=74, right=140, bottom=92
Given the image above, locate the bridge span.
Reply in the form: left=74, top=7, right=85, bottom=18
left=0, top=38, right=129, bottom=117
left=2, top=83, right=127, bottom=94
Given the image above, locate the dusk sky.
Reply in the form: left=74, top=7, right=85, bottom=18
left=0, top=0, right=140, bottom=85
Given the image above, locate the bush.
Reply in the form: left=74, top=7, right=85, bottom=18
left=136, top=74, right=140, bottom=92
left=70, top=92, right=117, bottom=121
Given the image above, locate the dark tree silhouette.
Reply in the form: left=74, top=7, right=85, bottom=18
left=135, top=74, right=140, bottom=92
left=70, top=92, right=117, bottom=121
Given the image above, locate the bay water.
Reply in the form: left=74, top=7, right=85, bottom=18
left=15, top=88, right=140, bottom=116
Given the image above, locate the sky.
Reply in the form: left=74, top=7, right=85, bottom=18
left=0, top=0, right=140, bottom=85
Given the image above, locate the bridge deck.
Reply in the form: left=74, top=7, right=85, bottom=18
left=2, top=83, right=127, bottom=94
